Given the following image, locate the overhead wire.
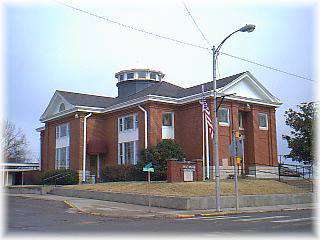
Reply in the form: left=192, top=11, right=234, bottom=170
left=52, top=0, right=313, bottom=82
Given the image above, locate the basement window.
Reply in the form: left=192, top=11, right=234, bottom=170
left=258, top=113, right=268, bottom=130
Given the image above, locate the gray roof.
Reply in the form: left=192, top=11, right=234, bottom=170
left=58, top=72, right=246, bottom=108
left=57, top=90, right=115, bottom=108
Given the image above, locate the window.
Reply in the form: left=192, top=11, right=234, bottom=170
left=150, top=72, right=157, bottom=80
left=127, top=72, right=134, bottom=79
left=119, top=118, right=123, bottom=132
left=134, top=114, right=139, bottom=129
left=258, top=113, right=268, bottom=130
left=162, top=112, right=174, bottom=139
left=218, top=108, right=230, bottom=125
left=124, top=142, right=134, bottom=164
left=124, top=116, right=133, bottom=130
left=137, top=71, right=147, bottom=78
left=55, top=146, right=70, bottom=169
left=162, top=112, right=173, bottom=126
left=59, top=103, right=65, bottom=112
left=119, top=114, right=138, bottom=132
left=56, top=123, right=70, bottom=139
left=118, top=141, right=136, bottom=164
left=238, top=112, right=244, bottom=130
left=119, top=74, right=124, bottom=81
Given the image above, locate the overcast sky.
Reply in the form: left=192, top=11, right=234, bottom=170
left=3, top=0, right=316, bottom=162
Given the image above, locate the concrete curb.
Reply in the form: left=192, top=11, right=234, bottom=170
left=175, top=207, right=314, bottom=219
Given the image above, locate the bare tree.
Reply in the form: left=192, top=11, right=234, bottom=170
left=1, top=120, right=30, bottom=163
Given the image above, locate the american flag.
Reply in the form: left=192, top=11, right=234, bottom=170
left=200, top=85, right=214, bottom=139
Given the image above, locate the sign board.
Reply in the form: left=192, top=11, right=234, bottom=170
left=143, top=162, right=154, bottom=172
left=229, top=140, right=243, bottom=158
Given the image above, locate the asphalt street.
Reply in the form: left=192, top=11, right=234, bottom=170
left=5, top=196, right=315, bottom=235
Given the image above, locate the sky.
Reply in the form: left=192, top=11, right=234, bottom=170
left=2, top=0, right=316, bottom=162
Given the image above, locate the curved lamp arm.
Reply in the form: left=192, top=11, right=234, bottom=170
left=214, top=24, right=256, bottom=56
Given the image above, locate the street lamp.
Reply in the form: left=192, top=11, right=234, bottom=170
left=212, top=24, right=255, bottom=212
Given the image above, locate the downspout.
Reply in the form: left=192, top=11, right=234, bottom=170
left=82, top=113, right=92, bottom=182
left=138, top=105, right=148, bottom=149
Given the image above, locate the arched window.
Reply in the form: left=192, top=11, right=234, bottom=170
left=59, top=103, right=65, bottom=112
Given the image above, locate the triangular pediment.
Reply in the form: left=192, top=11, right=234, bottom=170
left=40, top=91, right=75, bottom=122
left=218, top=72, right=280, bottom=103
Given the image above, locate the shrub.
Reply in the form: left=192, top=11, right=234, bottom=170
left=138, top=139, right=186, bottom=180
left=101, top=165, right=144, bottom=182
left=101, top=165, right=167, bottom=182
left=40, top=169, right=78, bottom=185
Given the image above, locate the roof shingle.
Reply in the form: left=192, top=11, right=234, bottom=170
left=57, top=72, right=246, bottom=108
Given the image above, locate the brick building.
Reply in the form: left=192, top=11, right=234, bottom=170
left=37, top=69, right=281, bottom=181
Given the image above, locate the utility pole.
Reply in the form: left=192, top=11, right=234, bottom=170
left=212, top=45, right=221, bottom=211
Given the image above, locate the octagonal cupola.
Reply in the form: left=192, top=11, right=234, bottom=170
left=115, top=69, right=165, bottom=98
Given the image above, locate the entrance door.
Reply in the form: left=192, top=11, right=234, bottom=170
left=89, top=155, right=97, bottom=178
left=89, top=154, right=101, bottom=181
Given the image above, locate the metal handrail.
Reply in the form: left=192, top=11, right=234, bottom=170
left=42, top=171, right=74, bottom=185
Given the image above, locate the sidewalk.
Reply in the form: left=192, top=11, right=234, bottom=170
left=6, top=193, right=314, bottom=219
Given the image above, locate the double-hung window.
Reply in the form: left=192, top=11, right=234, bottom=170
left=55, top=123, right=70, bottom=169
left=162, top=112, right=174, bottom=139
left=218, top=108, right=230, bottom=126
left=258, top=113, right=268, bottom=130
left=118, top=114, right=138, bottom=132
left=118, top=141, right=138, bottom=165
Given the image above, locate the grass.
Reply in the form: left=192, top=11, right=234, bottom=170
left=62, top=179, right=308, bottom=197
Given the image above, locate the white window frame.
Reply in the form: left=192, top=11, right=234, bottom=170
left=258, top=113, right=268, bottom=130
left=117, top=141, right=138, bottom=165
left=55, top=146, right=70, bottom=169
left=118, top=114, right=138, bottom=133
left=218, top=108, right=230, bottom=126
left=55, top=123, right=70, bottom=139
left=162, top=112, right=175, bottom=139
left=55, top=123, right=70, bottom=169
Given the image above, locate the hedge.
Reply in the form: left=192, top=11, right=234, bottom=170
left=101, top=165, right=166, bottom=182
left=40, top=169, right=78, bottom=185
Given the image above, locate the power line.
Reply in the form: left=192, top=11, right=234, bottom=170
left=52, top=0, right=209, bottom=51
left=220, top=52, right=313, bottom=82
left=52, top=0, right=313, bottom=82
left=182, top=2, right=211, bottom=49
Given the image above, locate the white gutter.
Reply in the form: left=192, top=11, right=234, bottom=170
left=138, top=105, right=148, bottom=149
left=82, top=113, right=92, bottom=182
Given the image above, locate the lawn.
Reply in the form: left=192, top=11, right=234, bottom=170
left=62, top=179, right=308, bottom=197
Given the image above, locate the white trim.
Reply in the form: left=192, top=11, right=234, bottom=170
left=40, top=91, right=75, bottom=120
left=40, top=72, right=282, bottom=122
left=36, top=126, right=45, bottom=132
left=218, top=72, right=281, bottom=103
left=138, top=105, right=148, bottom=149
left=83, top=113, right=92, bottom=182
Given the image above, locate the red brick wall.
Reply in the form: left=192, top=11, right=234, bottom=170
left=40, top=99, right=278, bottom=174
left=167, top=159, right=203, bottom=182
